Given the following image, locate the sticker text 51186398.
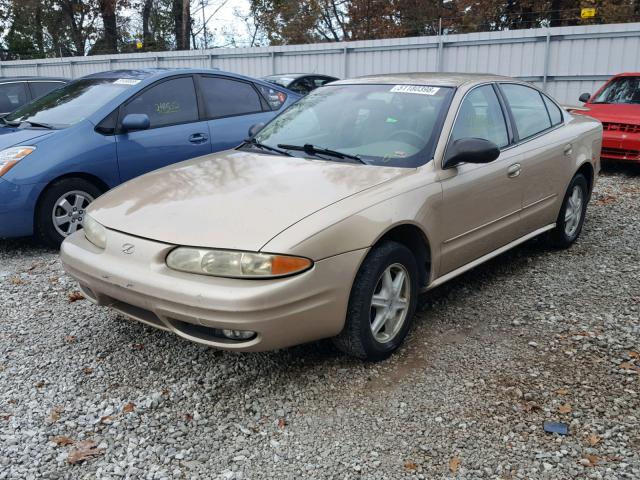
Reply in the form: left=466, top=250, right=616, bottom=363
left=390, top=85, right=440, bottom=95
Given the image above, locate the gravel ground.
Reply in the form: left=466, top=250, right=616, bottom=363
left=1, top=165, right=639, bottom=480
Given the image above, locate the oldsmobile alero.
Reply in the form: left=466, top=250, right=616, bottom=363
left=60, top=73, right=602, bottom=360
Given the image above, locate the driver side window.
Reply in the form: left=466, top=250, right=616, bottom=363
left=451, top=85, right=509, bottom=148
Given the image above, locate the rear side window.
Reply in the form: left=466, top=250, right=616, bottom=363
left=542, top=94, right=563, bottom=126
left=313, top=77, right=335, bottom=88
left=256, top=84, right=287, bottom=110
left=122, top=76, right=199, bottom=128
left=500, top=84, right=551, bottom=139
left=30, top=81, right=65, bottom=99
left=199, top=76, right=263, bottom=119
left=451, top=85, right=509, bottom=148
left=0, top=82, right=28, bottom=112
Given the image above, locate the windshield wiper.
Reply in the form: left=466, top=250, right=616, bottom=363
left=22, top=120, right=55, bottom=129
left=277, top=143, right=366, bottom=164
left=241, top=138, right=292, bottom=156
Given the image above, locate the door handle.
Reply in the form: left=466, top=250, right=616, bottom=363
left=563, top=144, right=573, bottom=156
left=507, top=163, right=521, bottom=178
left=189, top=133, right=208, bottom=144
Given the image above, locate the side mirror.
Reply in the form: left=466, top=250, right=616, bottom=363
left=248, top=122, right=265, bottom=138
left=443, top=137, right=500, bottom=169
left=121, top=113, right=150, bottom=132
left=578, top=92, right=591, bottom=103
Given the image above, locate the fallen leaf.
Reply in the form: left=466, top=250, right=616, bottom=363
left=1, top=414, right=12, bottom=421
left=629, top=351, right=640, bottom=360
left=68, top=291, right=84, bottom=303
left=618, top=362, right=638, bottom=371
left=67, top=440, right=104, bottom=464
left=278, top=418, right=287, bottom=429
left=585, top=454, right=599, bottom=466
left=122, top=402, right=136, bottom=414
left=82, top=367, right=93, bottom=375
left=131, top=343, right=144, bottom=350
left=9, top=276, right=25, bottom=285
left=184, top=413, right=193, bottom=422
left=519, top=402, right=542, bottom=412
left=100, top=416, right=114, bottom=424
left=64, top=335, right=77, bottom=343
left=558, top=403, right=572, bottom=414
left=587, top=433, right=601, bottom=446
left=35, top=381, right=45, bottom=388
left=556, top=388, right=570, bottom=395
left=48, top=406, right=64, bottom=423
left=52, top=435, right=74, bottom=446
left=449, top=456, right=460, bottom=473
left=404, top=462, right=418, bottom=471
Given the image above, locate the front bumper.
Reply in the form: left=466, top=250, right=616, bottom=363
left=601, top=131, right=640, bottom=162
left=60, top=229, right=367, bottom=352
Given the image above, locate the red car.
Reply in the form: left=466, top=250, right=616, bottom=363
left=574, top=73, right=640, bottom=163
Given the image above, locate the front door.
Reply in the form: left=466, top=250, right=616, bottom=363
left=439, top=84, right=523, bottom=275
left=115, top=76, right=211, bottom=182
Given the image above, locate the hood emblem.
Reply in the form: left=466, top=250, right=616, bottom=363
left=121, top=243, right=135, bottom=255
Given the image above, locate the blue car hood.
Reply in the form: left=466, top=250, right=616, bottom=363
left=0, top=127, right=55, bottom=149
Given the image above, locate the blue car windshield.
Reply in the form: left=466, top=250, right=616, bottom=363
left=4, top=78, right=136, bottom=128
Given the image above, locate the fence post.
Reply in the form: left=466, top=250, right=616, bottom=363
left=343, top=46, right=348, bottom=78
left=437, top=18, right=443, bottom=72
left=69, top=61, right=74, bottom=79
left=542, top=27, right=551, bottom=91
left=271, top=51, right=276, bottom=74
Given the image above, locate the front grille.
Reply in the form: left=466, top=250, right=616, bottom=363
left=602, top=122, right=640, bottom=134
left=601, top=147, right=640, bottom=160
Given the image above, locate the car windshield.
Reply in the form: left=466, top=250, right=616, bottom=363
left=4, top=78, right=137, bottom=128
left=263, top=75, right=295, bottom=88
left=253, top=84, right=454, bottom=167
left=592, top=77, right=640, bottom=104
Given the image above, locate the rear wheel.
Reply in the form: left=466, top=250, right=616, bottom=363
left=333, top=241, right=418, bottom=361
left=547, top=173, right=588, bottom=249
left=36, top=178, right=102, bottom=248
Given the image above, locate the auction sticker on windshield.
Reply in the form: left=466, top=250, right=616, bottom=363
left=114, top=79, right=141, bottom=85
left=390, top=85, right=440, bottom=95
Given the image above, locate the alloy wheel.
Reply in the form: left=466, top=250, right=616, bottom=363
left=564, top=185, right=583, bottom=238
left=370, top=263, right=411, bottom=343
left=51, top=190, right=94, bottom=237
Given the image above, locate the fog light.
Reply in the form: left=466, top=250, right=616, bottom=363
left=222, top=329, right=255, bottom=340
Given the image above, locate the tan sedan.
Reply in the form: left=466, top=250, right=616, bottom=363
left=60, top=73, right=602, bottom=360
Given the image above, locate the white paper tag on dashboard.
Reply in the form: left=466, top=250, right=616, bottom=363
left=390, top=85, right=440, bottom=95
left=114, top=78, right=141, bottom=85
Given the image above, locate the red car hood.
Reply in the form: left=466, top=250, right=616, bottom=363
left=582, top=103, right=640, bottom=124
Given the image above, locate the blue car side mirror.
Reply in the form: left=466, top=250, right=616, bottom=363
left=121, top=113, right=150, bottom=132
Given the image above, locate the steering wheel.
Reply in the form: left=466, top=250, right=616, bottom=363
left=388, top=130, right=426, bottom=148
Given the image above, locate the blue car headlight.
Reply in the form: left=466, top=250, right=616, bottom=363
left=0, top=146, right=36, bottom=177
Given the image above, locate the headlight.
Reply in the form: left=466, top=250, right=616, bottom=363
left=166, top=247, right=312, bottom=278
left=0, top=146, right=35, bottom=177
left=83, top=214, right=106, bottom=249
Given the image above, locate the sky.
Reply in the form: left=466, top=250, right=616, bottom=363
left=198, top=0, right=253, bottom=48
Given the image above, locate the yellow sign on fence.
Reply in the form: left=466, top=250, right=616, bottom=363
left=136, top=40, right=143, bottom=49
left=581, top=8, right=596, bottom=19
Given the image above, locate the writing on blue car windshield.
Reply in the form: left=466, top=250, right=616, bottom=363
left=253, top=84, right=454, bottom=167
left=4, top=78, right=138, bottom=128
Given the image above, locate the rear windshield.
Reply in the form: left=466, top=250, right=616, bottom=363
left=255, top=84, right=454, bottom=167
left=592, top=77, right=640, bottom=104
left=5, top=78, right=137, bottom=128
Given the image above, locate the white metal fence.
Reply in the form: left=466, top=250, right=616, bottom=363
left=1, top=22, right=639, bottom=104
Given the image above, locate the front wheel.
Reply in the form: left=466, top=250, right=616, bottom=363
left=547, top=173, right=588, bottom=249
left=333, top=241, right=418, bottom=361
left=36, top=178, right=102, bottom=248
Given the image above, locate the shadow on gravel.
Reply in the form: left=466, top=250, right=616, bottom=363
left=0, top=236, right=55, bottom=255
left=600, top=161, right=640, bottom=176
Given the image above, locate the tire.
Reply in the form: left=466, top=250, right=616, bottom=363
left=547, top=173, right=588, bottom=249
left=35, top=178, right=102, bottom=248
left=333, top=241, right=419, bottom=361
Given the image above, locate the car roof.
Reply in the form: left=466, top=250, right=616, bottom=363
left=265, top=73, right=337, bottom=80
left=332, top=72, right=515, bottom=87
left=0, top=76, right=68, bottom=82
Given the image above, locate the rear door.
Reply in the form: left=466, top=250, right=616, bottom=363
left=196, top=75, right=278, bottom=152
left=438, top=83, right=523, bottom=275
left=115, top=75, right=212, bottom=182
left=498, top=83, right=569, bottom=232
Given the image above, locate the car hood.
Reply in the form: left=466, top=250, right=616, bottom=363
left=89, top=150, right=409, bottom=251
left=582, top=103, right=640, bottom=124
left=0, top=126, right=55, bottom=148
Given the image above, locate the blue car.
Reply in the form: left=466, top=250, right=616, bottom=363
left=0, top=68, right=298, bottom=245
